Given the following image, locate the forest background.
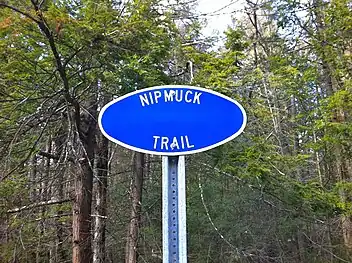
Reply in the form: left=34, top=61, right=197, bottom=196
left=0, top=0, right=352, bottom=263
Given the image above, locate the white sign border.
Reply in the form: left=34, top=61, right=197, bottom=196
left=98, top=85, right=247, bottom=156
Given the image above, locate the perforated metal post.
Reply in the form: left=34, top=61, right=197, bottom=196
left=162, top=156, right=187, bottom=263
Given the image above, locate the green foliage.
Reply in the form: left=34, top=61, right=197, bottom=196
left=1, top=0, right=352, bottom=262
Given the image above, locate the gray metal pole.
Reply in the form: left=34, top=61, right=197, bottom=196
left=162, top=156, right=187, bottom=263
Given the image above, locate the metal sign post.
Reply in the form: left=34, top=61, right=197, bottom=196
left=162, top=156, right=187, bottom=263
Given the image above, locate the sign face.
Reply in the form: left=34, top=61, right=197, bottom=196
left=98, top=85, right=246, bottom=156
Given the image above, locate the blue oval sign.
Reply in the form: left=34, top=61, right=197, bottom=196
left=98, top=85, right=246, bottom=155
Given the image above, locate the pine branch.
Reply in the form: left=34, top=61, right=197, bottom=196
left=0, top=3, right=40, bottom=23
left=34, top=213, right=71, bottom=221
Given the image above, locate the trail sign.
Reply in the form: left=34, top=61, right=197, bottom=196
left=98, top=85, right=247, bottom=263
left=98, top=85, right=246, bottom=155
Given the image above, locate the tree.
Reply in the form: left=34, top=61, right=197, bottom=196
left=2, top=0, right=352, bottom=262
left=0, top=0, right=178, bottom=262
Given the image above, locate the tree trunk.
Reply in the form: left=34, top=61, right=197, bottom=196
left=42, top=138, right=52, bottom=263
left=28, top=155, right=38, bottom=204
left=93, top=133, right=109, bottom=263
left=72, top=101, right=97, bottom=263
left=325, top=59, right=352, bottom=254
left=340, top=159, right=352, bottom=251
left=125, top=152, right=145, bottom=263
left=53, top=130, right=68, bottom=263
left=313, top=0, right=352, bottom=254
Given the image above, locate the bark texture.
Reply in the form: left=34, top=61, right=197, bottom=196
left=93, top=134, right=109, bottom=263
left=125, top=152, right=145, bottom=263
left=72, top=100, right=97, bottom=263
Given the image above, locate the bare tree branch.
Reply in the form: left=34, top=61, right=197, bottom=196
left=37, top=150, right=75, bottom=163
left=7, top=198, right=72, bottom=213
